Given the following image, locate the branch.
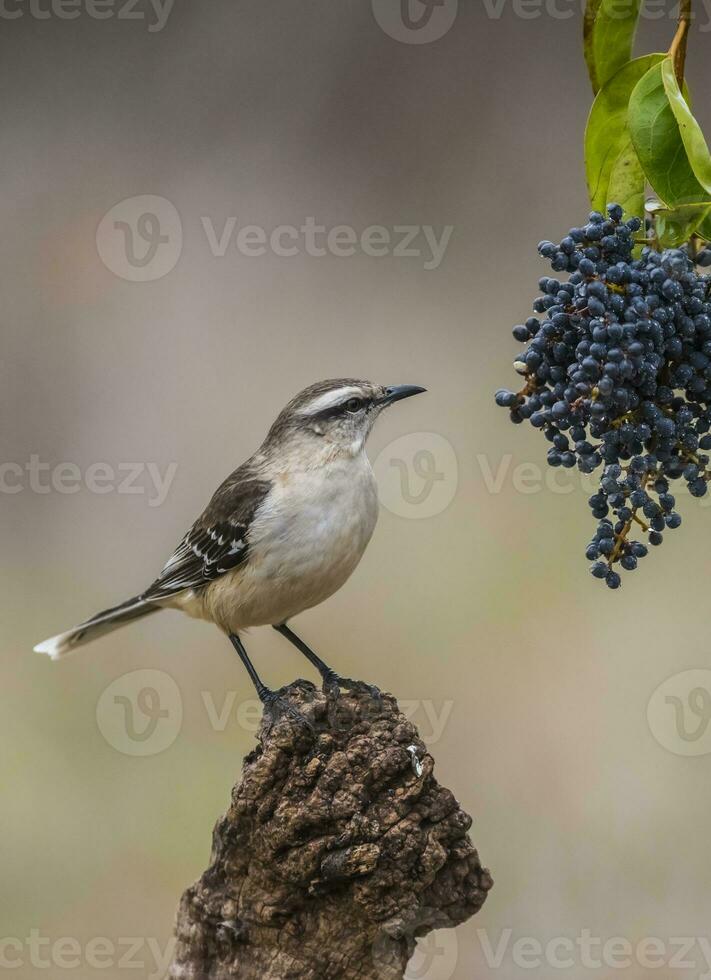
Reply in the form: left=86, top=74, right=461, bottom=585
left=168, top=680, right=493, bottom=980
left=670, top=0, right=692, bottom=87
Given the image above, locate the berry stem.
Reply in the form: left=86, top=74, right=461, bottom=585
left=609, top=473, right=650, bottom=565
left=632, top=514, right=650, bottom=532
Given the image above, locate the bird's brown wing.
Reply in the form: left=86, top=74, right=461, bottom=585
left=143, top=468, right=271, bottom=601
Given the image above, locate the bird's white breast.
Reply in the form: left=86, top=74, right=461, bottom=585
left=200, top=452, right=379, bottom=632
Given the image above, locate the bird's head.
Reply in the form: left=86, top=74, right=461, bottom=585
left=264, top=379, right=426, bottom=460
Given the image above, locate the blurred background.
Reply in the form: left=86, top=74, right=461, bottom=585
left=4, top=2, right=711, bottom=977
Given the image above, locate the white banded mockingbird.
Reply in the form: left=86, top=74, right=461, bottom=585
left=35, top=379, right=425, bottom=719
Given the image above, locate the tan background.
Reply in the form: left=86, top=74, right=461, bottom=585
left=4, top=3, right=711, bottom=977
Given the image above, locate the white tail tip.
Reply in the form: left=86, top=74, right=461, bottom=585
left=33, top=596, right=156, bottom=660
left=34, top=633, right=74, bottom=660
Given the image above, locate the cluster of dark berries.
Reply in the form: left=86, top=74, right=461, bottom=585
left=495, top=203, right=711, bottom=588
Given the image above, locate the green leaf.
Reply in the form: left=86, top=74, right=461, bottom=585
left=583, top=0, right=602, bottom=87
left=606, top=144, right=645, bottom=218
left=661, top=57, right=711, bottom=195
left=584, top=0, right=641, bottom=94
left=628, top=57, right=706, bottom=209
left=652, top=202, right=711, bottom=246
left=585, top=54, right=664, bottom=216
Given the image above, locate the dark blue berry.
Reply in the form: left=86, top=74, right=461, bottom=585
left=496, top=206, right=711, bottom=587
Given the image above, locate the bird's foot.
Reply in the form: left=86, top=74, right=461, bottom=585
left=321, top=670, right=382, bottom=703
left=260, top=689, right=314, bottom=733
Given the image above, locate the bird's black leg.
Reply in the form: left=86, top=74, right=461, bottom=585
left=229, top=633, right=312, bottom=730
left=272, top=623, right=380, bottom=700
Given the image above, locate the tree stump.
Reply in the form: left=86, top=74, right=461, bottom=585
left=169, top=680, right=492, bottom=980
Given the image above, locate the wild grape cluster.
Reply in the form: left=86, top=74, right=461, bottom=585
left=495, top=204, right=711, bottom=588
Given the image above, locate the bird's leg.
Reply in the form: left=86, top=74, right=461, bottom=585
left=272, top=623, right=381, bottom=700
left=228, top=633, right=312, bottom=731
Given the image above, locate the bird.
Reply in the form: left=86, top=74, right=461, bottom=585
left=34, top=379, right=426, bottom=720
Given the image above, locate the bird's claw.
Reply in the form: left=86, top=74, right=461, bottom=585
left=322, top=671, right=382, bottom=703
left=261, top=691, right=314, bottom=732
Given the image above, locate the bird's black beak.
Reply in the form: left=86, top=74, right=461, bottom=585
left=379, top=384, right=427, bottom=407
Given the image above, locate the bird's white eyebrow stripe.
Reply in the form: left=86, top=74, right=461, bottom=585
left=298, top=386, right=363, bottom=415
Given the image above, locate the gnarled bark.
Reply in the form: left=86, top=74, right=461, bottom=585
left=169, top=680, right=492, bottom=980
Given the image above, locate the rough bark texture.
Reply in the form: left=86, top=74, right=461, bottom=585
left=169, top=680, right=493, bottom=980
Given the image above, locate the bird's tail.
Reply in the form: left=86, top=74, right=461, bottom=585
left=33, top=595, right=160, bottom=660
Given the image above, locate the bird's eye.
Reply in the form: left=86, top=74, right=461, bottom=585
left=345, top=397, right=364, bottom=414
